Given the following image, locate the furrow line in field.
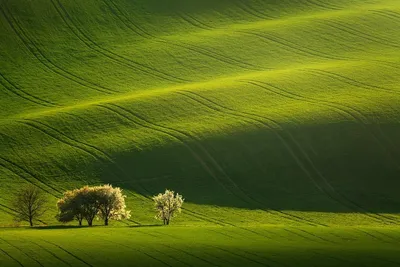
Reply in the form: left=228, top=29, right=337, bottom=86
left=99, top=236, right=174, bottom=267
left=234, top=1, right=272, bottom=21
left=0, top=237, right=44, bottom=267
left=52, top=0, right=189, bottom=84
left=295, top=228, right=336, bottom=243
left=245, top=81, right=399, bottom=224
left=306, top=68, right=400, bottom=95
left=160, top=243, right=221, bottom=267
left=0, top=204, right=15, bottom=216
left=18, top=120, right=109, bottom=168
left=241, top=1, right=278, bottom=19
left=321, top=20, right=400, bottom=48
left=41, top=240, right=93, bottom=267
left=25, top=118, right=127, bottom=176
left=0, top=247, right=24, bottom=267
left=107, top=103, right=280, bottom=212
left=355, top=229, right=393, bottom=244
left=18, top=119, right=135, bottom=186
left=0, top=4, right=115, bottom=95
left=106, top=0, right=262, bottom=71
left=111, top=101, right=325, bottom=226
left=303, top=0, right=342, bottom=11
left=370, top=10, right=400, bottom=23
left=247, top=80, right=400, bottom=173
left=0, top=157, right=60, bottom=197
left=372, top=229, right=400, bottom=243
left=177, top=12, right=212, bottom=30
left=177, top=91, right=331, bottom=226
left=96, top=104, right=237, bottom=198
left=179, top=90, right=397, bottom=225
left=211, top=246, right=271, bottom=267
left=239, top=30, right=346, bottom=61
left=0, top=72, right=56, bottom=107
left=283, top=228, right=317, bottom=243
left=29, top=240, right=72, bottom=267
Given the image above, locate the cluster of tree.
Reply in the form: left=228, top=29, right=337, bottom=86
left=56, top=185, right=131, bottom=226
left=11, top=185, right=184, bottom=227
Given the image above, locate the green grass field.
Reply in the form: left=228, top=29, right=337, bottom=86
left=1, top=0, right=400, bottom=265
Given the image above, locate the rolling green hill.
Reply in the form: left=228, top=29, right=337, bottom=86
left=1, top=0, right=400, bottom=229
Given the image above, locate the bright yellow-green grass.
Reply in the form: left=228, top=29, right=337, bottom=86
left=1, top=0, right=400, bottom=229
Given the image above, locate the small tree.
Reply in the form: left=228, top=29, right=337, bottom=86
left=56, top=189, right=84, bottom=226
left=153, top=189, right=184, bottom=225
left=96, top=184, right=131, bottom=226
left=12, top=185, right=48, bottom=227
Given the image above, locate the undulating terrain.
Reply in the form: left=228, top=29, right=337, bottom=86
left=1, top=0, right=400, bottom=265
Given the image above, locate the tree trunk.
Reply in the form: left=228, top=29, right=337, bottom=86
left=29, top=218, right=33, bottom=227
left=88, top=219, right=93, bottom=227
left=78, top=219, right=82, bottom=226
left=105, top=218, right=109, bottom=226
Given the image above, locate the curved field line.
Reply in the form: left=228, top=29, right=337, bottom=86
left=241, top=81, right=400, bottom=224
left=99, top=236, right=173, bottom=267
left=107, top=102, right=325, bottom=226
left=0, top=247, right=24, bottom=267
left=246, top=80, right=400, bottom=172
left=41, top=240, right=93, bottom=267
left=104, top=0, right=263, bottom=71
left=0, top=5, right=117, bottom=95
left=0, top=157, right=60, bottom=197
left=177, top=12, right=212, bottom=30
left=321, top=20, right=400, bottom=48
left=239, top=30, right=346, bottom=61
left=176, top=91, right=333, bottom=226
left=0, top=237, right=44, bottom=267
left=29, top=240, right=72, bottom=267
left=234, top=1, right=272, bottom=21
left=306, top=68, right=399, bottom=95
left=51, top=0, right=190, bottom=84
left=303, top=0, right=342, bottom=11
left=211, top=245, right=273, bottom=267
left=97, top=104, right=241, bottom=198
left=23, top=117, right=131, bottom=180
left=370, top=9, right=400, bottom=23
left=178, top=90, right=395, bottom=225
left=0, top=72, right=57, bottom=107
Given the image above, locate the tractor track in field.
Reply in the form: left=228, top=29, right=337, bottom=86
left=29, top=240, right=72, bottom=267
left=239, top=30, right=346, bottom=61
left=104, top=0, right=263, bottom=71
left=234, top=1, right=275, bottom=21
left=245, top=79, right=400, bottom=173
left=20, top=117, right=134, bottom=183
left=104, top=102, right=325, bottom=227
left=0, top=247, right=24, bottom=267
left=96, top=103, right=318, bottom=226
left=50, top=0, right=190, bottom=84
left=303, top=0, right=342, bottom=11
left=0, top=156, right=61, bottom=197
left=96, top=104, right=239, bottom=200
left=99, top=236, right=174, bottom=267
left=176, top=91, right=332, bottom=226
left=177, top=13, right=212, bottom=31
left=0, top=4, right=117, bottom=95
left=305, top=68, right=399, bottom=95
left=42, top=240, right=93, bottom=267
left=0, top=72, right=57, bottom=107
left=177, top=90, right=397, bottom=225
left=320, top=20, right=400, bottom=48
left=370, top=9, right=400, bottom=23
left=0, top=237, right=44, bottom=267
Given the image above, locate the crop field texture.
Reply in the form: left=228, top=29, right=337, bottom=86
left=0, top=0, right=400, bottom=265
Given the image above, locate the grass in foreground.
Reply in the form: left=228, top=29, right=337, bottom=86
left=1, top=226, right=400, bottom=267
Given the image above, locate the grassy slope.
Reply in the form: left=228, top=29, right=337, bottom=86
left=0, top=0, right=400, bottom=228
